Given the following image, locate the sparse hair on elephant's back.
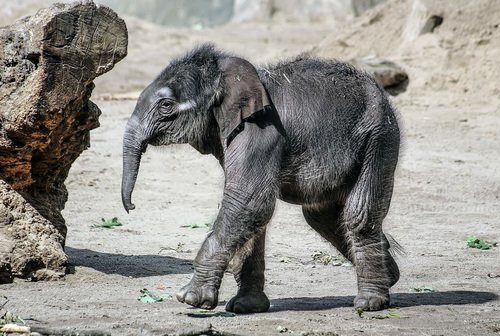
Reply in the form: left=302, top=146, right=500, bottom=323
left=155, top=43, right=388, bottom=115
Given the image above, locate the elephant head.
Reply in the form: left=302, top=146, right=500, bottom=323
left=121, top=45, right=273, bottom=212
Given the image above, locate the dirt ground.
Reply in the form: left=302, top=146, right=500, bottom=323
left=1, top=1, right=500, bottom=335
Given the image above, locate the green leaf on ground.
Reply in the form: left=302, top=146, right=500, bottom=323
left=137, top=288, right=170, bottom=303
left=312, top=251, right=351, bottom=266
left=312, top=251, right=334, bottom=265
left=0, top=311, right=25, bottom=326
left=466, top=235, right=497, bottom=250
left=357, top=309, right=404, bottom=320
left=409, top=285, right=435, bottom=293
left=92, top=217, right=122, bottom=229
left=279, top=256, right=290, bottom=263
left=181, top=223, right=211, bottom=229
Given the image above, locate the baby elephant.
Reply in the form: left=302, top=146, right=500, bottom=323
left=121, top=44, right=401, bottom=313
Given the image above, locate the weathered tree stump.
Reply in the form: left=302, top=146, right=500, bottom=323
left=0, top=1, right=127, bottom=283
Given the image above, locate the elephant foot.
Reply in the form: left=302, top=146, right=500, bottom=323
left=225, top=290, right=270, bottom=314
left=176, top=280, right=219, bottom=310
left=354, top=290, right=390, bottom=311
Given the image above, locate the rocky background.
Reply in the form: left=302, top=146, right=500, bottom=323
left=1, top=0, right=386, bottom=28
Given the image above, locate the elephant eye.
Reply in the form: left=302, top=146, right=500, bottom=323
left=159, top=100, right=175, bottom=115
left=158, top=100, right=178, bottom=121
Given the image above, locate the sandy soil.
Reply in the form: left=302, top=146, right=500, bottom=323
left=1, top=1, right=500, bottom=335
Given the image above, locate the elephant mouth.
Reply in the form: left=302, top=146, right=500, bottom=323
left=147, top=134, right=162, bottom=146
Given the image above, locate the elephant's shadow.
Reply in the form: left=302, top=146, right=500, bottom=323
left=269, top=291, right=499, bottom=312
left=65, top=246, right=193, bottom=277
left=65, top=247, right=498, bottom=311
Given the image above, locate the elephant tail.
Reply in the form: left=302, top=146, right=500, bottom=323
left=386, top=232, right=406, bottom=259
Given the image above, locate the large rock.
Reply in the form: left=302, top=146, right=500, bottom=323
left=0, top=1, right=127, bottom=282
left=351, top=56, right=409, bottom=95
left=401, top=0, right=443, bottom=47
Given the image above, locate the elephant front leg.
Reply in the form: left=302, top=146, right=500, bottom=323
left=177, top=121, right=282, bottom=311
left=226, top=228, right=269, bottom=313
left=176, top=230, right=228, bottom=309
left=176, top=193, right=276, bottom=310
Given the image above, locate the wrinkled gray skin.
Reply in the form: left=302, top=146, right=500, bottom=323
left=121, top=44, right=400, bottom=314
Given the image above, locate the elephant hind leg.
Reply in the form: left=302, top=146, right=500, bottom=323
left=225, top=228, right=270, bottom=314
left=341, top=134, right=400, bottom=311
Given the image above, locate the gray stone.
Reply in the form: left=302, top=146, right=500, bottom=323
left=351, top=56, right=409, bottom=95
left=402, top=0, right=443, bottom=46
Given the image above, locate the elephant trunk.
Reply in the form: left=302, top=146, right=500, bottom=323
left=121, top=116, right=147, bottom=213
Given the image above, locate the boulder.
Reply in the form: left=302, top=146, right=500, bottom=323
left=351, top=56, right=409, bottom=95
left=401, top=0, right=443, bottom=46
left=0, top=1, right=127, bottom=282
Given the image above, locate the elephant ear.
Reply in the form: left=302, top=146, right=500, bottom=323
left=214, top=57, right=272, bottom=140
